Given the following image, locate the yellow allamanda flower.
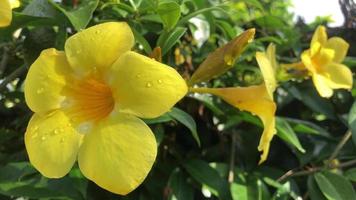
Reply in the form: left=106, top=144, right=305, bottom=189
left=24, top=22, right=187, bottom=195
left=301, top=25, right=352, bottom=98
left=190, top=44, right=277, bottom=164
left=0, top=0, right=20, bottom=27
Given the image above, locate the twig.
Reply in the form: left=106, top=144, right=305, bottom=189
left=0, top=48, right=9, bottom=77
left=228, top=131, right=237, bottom=183
left=0, top=65, right=27, bottom=91
left=277, top=159, right=356, bottom=182
left=328, top=130, right=352, bottom=165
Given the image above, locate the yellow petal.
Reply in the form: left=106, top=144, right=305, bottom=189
left=65, top=22, right=134, bottom=76
left=301, top=50, right=318, bottom=73
left=25, top=110, right=82, bottom=178
left=266, top=43, right=278, bottom=70
left=10, top=0, right=20, bottom=8
left=188, top=28, right=255, bottom=85
left=325, top=37, right=349, bottom=63
left=109, top=51, right=188, bottom=118
left=312, top=73, right=334, bottom=98
left=78, top=113, right=157, bottom=195
left=313, top=47, right=335, bottom=68
left=0, top=0, right=12, bottom=27
left=190, top=86, right=276, bottom=164
left=24, top=48, right=73, bottom=114
left=256, top=52, right=277, bottom=100
left=311, top=26, right=327, bottom=48
left=323, top=63, right=353, bottom=90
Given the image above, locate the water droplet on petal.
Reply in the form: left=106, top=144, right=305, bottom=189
left=76, top=49, right=82, bottom=54
left=31, top=133, right=38, bottom=139
left=95, top=30, right=101, bottom=34
left=54, top=129, right=59, bottom=135
left=77, top=122, right=92, bottom=134
left=36, top=88, right=44, bottom=94
left=146, top=82, right=152, bottom=88
left=136, top=74, right=142, bottom=78
left=41, top=136, right=46, bottom=141
left=60, top=138, right=65, bottom=143
left=157, top=79, right=163, bottom=84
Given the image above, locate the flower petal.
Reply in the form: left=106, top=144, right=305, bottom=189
left=325, top=37, right=349, bottom=63
left=78, top=113, right=157, bottom=195
left=65, top=22, right=134, bottom=76
left=25, top=110, right=82, bottom=178
left=323, top=63, right=353, bottom=90
left=10, top=0, right=20, bottom=8
left=312, top=73, right=334, bottom=98
left=0, top=0, right=12, bottom=27
left=109, top=51, right=188, bottom=118
left=256, top=51, right=277, bottom=100
left=24, top=48, right=73, bottom=114
left=311, top=26, right=327, bottom=48
left=190, top=86, right=276, bottom=164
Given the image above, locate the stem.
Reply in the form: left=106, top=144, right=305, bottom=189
left=0, top=49, right=9, bottom=77
left=328, top=130, right=352, bottom=165
left=228, top=131, right=237, bottom=183
left=277, top=159, right=356, bottom=182
left=0, top=65, right=27, bottom=91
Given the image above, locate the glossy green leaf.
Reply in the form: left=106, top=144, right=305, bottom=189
left=344, top=168, right=356, bottom=182
left=168, top=168, right=194, bottom=200
left=308, top=176, right=327, bottom=200
left=183, top=159, right=231, bottom=200
left=348, top=101, right=356, bottom=147
left=314, top=171, right=356, bottom=200
left=157, top=1, right=181, bottom=30
left=50, top=0, right=99, bottom=31
left=276, top=117, right=306, bottom=153
left=159, top=27, right=187, bottom=55
left=168, top=107, right=200, bottom=146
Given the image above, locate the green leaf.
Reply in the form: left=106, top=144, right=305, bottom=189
left=178, top=7, right=226, bottom=26
left=230, top=174, right=248, bottom=200
left=314, top=171, right=356, bottom=200
left=287, top=84, right=336, bottom=120
left=168, top=168, right=194, bottom=200
left=308, top=176, right=327, bottom=200
left=131, top=27, right=153, bottom=54
left=183, top=159, right=231, bottom=200
left=50, top=0, right=99, bottom=31
left=157, top=1, right=181, bottom=30
left=348, top=101, right=356, bottom=147
left=0, top=162, right=86, bottom=199
left=168, top=107, right=200, bottom=146
left=143, top=113, right=173, bottom=124
left=23, top=0, right=58, bottom=18
left=158, top=27, right=187, bottom=55
left=344, top=168, right=356, bottom=182
left=276, top=117, right=306, bottom=153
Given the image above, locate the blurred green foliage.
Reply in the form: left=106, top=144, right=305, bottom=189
left=0, top=0, right=356, bottom=199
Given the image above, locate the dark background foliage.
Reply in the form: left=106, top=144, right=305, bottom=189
left=0, top=0, right=356, bottom=199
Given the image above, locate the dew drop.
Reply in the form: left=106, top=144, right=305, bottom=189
left=136, top=74, right=142, bottom=78
left=31, top=133, right=38, bottom=139
left=146, top=82, right=152, bottom=88
left=54, top=129, right=59, bottom=135
left=36, top=88, right=44, bottom=94
left=32, top=125, right=39, bottom=132
left=77, top=122, right=92, bottom=134
left=60, top=138, right=65, bottom=143
left=95, top=30, right=101, bottom=34
left=157, top=79, right=163, bottom=84
left=76, top=49, right=82, bottom=54
left=41, top=136, right=46, bottom=141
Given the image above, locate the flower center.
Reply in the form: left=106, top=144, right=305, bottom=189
left=65, top=76, right=114, bottom=124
